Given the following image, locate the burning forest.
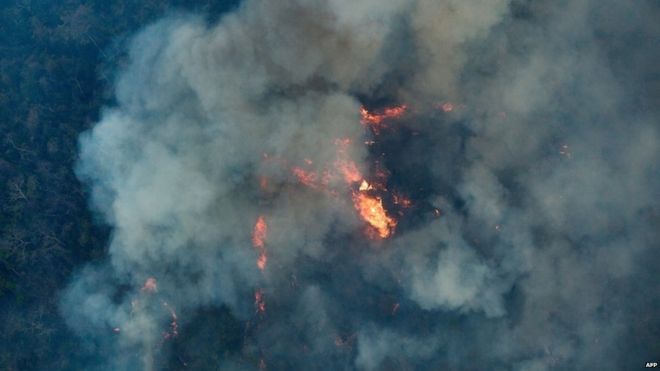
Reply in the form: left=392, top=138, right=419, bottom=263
left=61, top=0, right=660, bottom=370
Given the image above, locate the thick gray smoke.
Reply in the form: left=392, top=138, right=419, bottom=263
left=64, top=0, right=659, bottom=370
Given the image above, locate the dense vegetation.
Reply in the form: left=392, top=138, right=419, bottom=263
left=0, top=2, right=237, bottom=369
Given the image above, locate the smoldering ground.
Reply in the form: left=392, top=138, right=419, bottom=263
left=63, top=0, right=659, bottom=370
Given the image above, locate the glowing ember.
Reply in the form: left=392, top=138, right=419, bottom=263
left=119, top=278, right=181, bottom=344
left=393, top=193, right=412, bottom=208
left=162, top=301, right=179, bottom=340
left=352, top=192, right=397, bottom=238
left=439, top=102, right=454, bottom=112
left=252, top=216, right=268, bottom=270
left=360, top=105, right=408, bottom=132
left=336, top=159, right=363, bottom=184
left=255, top=289, right=266, bottom=314
left=292, top=166, right=319, bottom=188
left=382, top=105, right=408, bottom=117
left=257, top=254, right=267, bottom=271
left=141, top=277, right=158, bottom=293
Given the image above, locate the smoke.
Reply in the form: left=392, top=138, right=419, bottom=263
left=64, top=0, right=660, bottom=370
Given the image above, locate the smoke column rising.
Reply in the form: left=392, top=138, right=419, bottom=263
left=64, top=0, right=660, bottom=370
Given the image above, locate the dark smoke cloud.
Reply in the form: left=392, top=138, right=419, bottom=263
left=64, top=0, right=660, bottom=370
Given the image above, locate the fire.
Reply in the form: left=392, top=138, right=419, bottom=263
left=439, top=102, right=454, bottom=112
left=359, top=180, right=372, bottom=191
left=255, top=289, right=266, bottom=314
left=115, top=277, right=180, bottom=343
left=334, top=134, right=397, bottom=239
left=292, top=166, right=319, bottom=189
left=162, top=301, right=179, bottom=340
left=252, top=216, right=268, bottom=270
left=382, top=105, right=408, bottom=117
left=141, top=277, right=158, bottom=293
left=335, top=159, right=363, bottom=184
left=257, top=254, right=267, bottom=271
left=334, top=138, right=364, bottom=184
left=352, top=191, right=397, bottom=238
left=360, top=104, right=408, bottom=132
left=393, top=193, right=412, bottom=208
left=258, top=104, right=411, bottom=242
left=252, top=215, right=267, bottom=248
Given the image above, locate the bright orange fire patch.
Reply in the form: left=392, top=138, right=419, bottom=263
left=352, top=189, right=397, bottom=239
left=252, top=216, right=267, bottom=270
left=360, top=105, right=408, bottom=129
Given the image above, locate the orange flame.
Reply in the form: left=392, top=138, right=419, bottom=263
left=252, top=216, right=267, bottom=270
left=352, top=190, right=397, bottom=238
left=333, top=135, right=397, bottom=239
left=261, top=103, right=408, bottom=241
left=360, top=105, right=408, bottom=131
left=359, top=180, right=372, bottom=191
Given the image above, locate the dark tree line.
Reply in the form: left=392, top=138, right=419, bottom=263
left=0, top=1, right=238, bottom=369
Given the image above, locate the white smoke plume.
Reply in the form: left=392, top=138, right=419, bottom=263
left=63, top=0, right=660, bottom=370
